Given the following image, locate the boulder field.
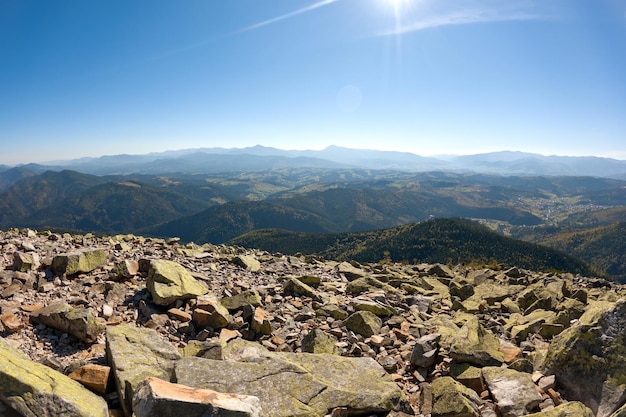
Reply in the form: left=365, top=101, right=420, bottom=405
left=1, top=228, right=625, bottom=416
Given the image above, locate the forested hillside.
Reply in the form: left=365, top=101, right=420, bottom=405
left=229, top=218, right=598, bottom=277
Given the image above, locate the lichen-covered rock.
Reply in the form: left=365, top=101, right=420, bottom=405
left=13, top=251, right=39, bottom=272
left=147, top=259, right=208, bottom=306
left=106, top=324, right=182, bottom=417
left=302, top=328, right=338, bottom=354
left=336, top=261, right=367, bottom=280
left=351, top=298, right=397, bottom=317
left=175, top=342, right=410, bottom=417
left=233, top=255, right=261, bottom=272
left=346, top=276, right=398, bottom=295
left=283, top=277, right=321, bottom=301
left=193, top=295, right=231, bottom=330
left=452, top=364, right=485, bottom=394
left=555, top=297, right=586, bottom=326
left=525, top=401, right=595, bottom=417
left=449, top=316, right=504, bottom=366
left=482, top=367, right=542, bottom=417
left=431, top=376, right=480, bottom=417
left=0, top=337, right=108, bottom=417
left=220, top=290, right=263, bottom=311
left=110, top=259, right=139, bottom=281
left=541, top=299, right=626, bottom=417
left=315, top=304, right=349, bottom=320
left=133, top=377, right=261, bottom=417
left=509, top=309, right=558, bottom=343
left=517, top=286, right=557, bottom=313
left=250, top=306, right=272, bottom=336
left=30, top=300, right=105, bottom=343
left=344, top=310, right=382, bottom=337
left=52, top=249, right=107, bottom=275
left=410, top=333, right=440, bottom=368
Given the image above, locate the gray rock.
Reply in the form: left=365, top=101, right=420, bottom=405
left=110, top=259, right=139, bottom=281
left=106, top=324, right=182, bottom=417
left=133, top=377, right=261, bottom=417
left=175, top=341, right=410, bottom=417
left=302, top=328, right=338, bottom=354
left=221, top=290, right=263, bottom=311
left=30, top=300, right=104, bottom=343
left=525, top=401, right=594, bottom=417
left=233, top=255, right=261, bottom=272
left=51, top=249, right=107, bottom=275
left=13, top=251, right=39, bottom=272
left=193, top=295, right=231, bottom=330
left=351, top=298, right=397, bottom=316
left=541, top=299, right=626, bottom=417
left=344, top=310, right=383, bottom=337
left=482, top=366, right=543, bottom=417
left=336, top=261, right=367, bottom=280
left=449, top=316, right=504, bottom=366
left=282, top=277, right=321, bottom=301
left=147, top=259, right=208, bottom=306
left=431, top=376, right=481, bottom=417
left=410, top=333, right=440, bottom=368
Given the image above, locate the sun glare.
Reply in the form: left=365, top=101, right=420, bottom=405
left=385, top=0, right=410, bottom=12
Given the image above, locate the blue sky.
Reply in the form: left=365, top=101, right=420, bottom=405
left=1, top=0, right=625, bottom=165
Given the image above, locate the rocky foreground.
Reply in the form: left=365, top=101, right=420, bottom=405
left=1, top=228, right=626, bottom=417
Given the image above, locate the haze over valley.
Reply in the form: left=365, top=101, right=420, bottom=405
left=1, top=146, right=624, bottom=281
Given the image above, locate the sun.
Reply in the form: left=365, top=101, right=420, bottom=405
left=384, top=0, right=410, bottom=8
left=382, top=0, right=411, bottom=16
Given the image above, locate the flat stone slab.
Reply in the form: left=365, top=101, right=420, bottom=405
left=175, top=340, right=410, bottom=417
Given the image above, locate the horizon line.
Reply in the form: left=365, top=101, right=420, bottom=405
left=3, top=145, right=626, bottom=167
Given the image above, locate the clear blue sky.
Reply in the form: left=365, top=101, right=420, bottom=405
left=1, top=0, right=625, bottom=165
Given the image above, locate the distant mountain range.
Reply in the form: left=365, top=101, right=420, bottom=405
left=1, top=147, right=624, bottom=281
left=2, top=146, right=625, bottom=180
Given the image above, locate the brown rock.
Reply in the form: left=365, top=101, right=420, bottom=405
left=219, top=328, right=241, bottom=342
left=251, top=306, right=272, bottom=336
left=69, top=363, right=111, bottom=396
left=0, top=312, right=24, bottom=333
left=133, top=377, right=261, bottom=417
left=499, top=340, right=523, bottom=364
left=168, top=308, right=192, bottom=322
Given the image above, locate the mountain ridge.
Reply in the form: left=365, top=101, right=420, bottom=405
left=5, top=145, right=626, bottom=178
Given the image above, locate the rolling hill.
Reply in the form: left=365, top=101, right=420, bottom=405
left=229, top=218, right=598, bottom=277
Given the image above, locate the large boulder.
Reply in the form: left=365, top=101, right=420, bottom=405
left=344, top=310, right=382, bottom=337
left=106, top=324, right=182, bottom=417
left=133, top=377, right=261, bottom=417
left=175, top=340, right=410, bottom=417
left=30, top=301, right=105, bottom=343
left=541, top=299, right=626, bottom=417
left=431, top=376, right=481, bottom=417
left=482, top=367, right=542, bottom=417
left=449, top=316, right=504, bottom=366
left=147, top=259, right=208, bottom=306
left=0, top=337, right=108, bottom=417
left=52, top=249, right=107, bottom=275
left=525, top=401, right=595, bottom=417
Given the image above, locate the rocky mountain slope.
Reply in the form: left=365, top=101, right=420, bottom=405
left=1, top=228, right=626, bottom=416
